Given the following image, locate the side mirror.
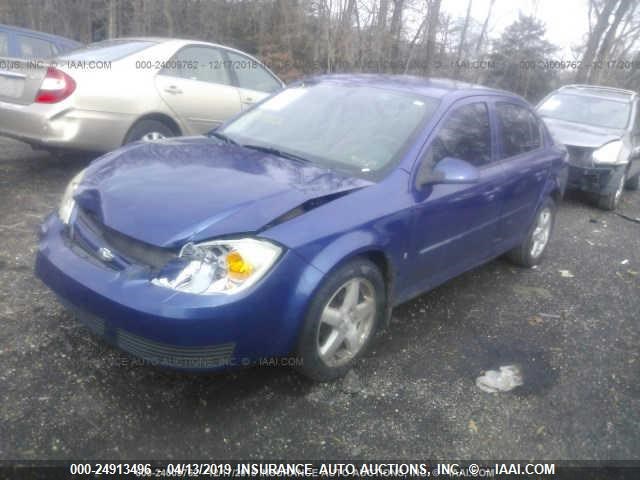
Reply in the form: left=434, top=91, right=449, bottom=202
left=631, top=146, right=640, bottom=159
left=417, top=157, right=480, bottom=188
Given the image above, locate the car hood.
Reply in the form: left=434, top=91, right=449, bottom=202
left=75, top=137, right=371, bottom=248
left=541, top=117, right=623, bottom=148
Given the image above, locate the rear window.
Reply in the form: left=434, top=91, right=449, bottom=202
left=59, top=40, right=155, bottom=62
left=17, top=34, right=56, bottom=59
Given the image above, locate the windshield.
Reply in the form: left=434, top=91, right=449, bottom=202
left=537, top=93, right=631, bottom=130
left=219, top=82, right=440, bottom=178
left=58, top=40, right=156, bottom=62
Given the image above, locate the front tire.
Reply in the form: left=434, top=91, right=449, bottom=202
left=507, top=197, right=556, bottom=268
left=598, top=172, right=625, bottom=210
left=296, top=258, right=385, bottom=381
left=626, top=172, right=640, bottom=191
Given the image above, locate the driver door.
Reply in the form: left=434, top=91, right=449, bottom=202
left=407, top=99, right=505, bottom=293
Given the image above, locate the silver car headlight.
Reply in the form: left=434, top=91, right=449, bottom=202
left=592, top=140, right=624, bottom=165
left=152, top=238, right=282, bottom=295
left=58, top=169, right=86, bottom=224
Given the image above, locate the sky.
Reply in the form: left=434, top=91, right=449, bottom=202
left=442, top=0, right=590, bottom=57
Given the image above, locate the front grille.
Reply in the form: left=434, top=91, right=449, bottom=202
left=565, top=145, right=594, bottom=167
left=71, top=208, right=177, bottom=270
left=116, top=328, right=235, bottom=369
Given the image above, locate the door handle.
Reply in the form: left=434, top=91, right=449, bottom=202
left=164, top=85, right=183, bottom=94
left=244, top=96, right=254, bottom=103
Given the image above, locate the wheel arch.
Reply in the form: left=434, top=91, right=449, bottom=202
left=122, top=112, right=182, bottom=145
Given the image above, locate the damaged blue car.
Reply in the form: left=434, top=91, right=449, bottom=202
left=36, top=75, right=567, bottom=380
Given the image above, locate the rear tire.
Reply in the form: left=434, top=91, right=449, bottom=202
left=507, top=197, right=556, bottom=268
left=123, top=119, right=176, bottom=145
left=296, top=258, right=385, bottom=381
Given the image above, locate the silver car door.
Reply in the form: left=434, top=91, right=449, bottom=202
left=155, top=45, right=242, bottom=133
left=224, top=50, right=283, bottom=111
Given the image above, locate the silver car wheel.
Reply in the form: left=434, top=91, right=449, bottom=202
left=614, top=174, right=625, bottom=205
left=530, top=207, right=552, bottom=258
left=140, top=131, right=167, bottom=142
left=316, top=277, right=376, bottom=368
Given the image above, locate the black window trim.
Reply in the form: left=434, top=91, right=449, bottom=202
left=495, top=100, right=544, bottom=162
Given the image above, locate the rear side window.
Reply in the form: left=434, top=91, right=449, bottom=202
left=160, top=46, right=231, bottom=86
left=225, top=51, right=281, bottom=93
left=428, top=102, right=492, bottom=168
left=17, top=35, right=55, bottom=59
left=0, top=32, right=8, bottom=56
left=497, top=102, right=542, bottom=158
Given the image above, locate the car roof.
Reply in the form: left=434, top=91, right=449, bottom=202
left=305, top=74, right=524, bottom=102
left=0, top=23, right=81, bottom=46
left=555, top=84, right=637, bottom=102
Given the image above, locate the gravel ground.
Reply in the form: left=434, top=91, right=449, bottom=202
left=1, top=137, right=639, bottom=461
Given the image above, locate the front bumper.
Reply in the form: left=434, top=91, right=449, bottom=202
left=35, top=214, right=323, bottom=370
left=567, top=163, right=625, bottom=195
left=0, top=100, right=132, bottom=152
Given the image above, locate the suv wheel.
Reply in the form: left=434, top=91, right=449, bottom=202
left=625, top=172, right=640, bottom=191
left=598, top=173, right=625, bottom=211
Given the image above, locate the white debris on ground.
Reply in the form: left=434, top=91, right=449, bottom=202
left=621, top=259, right=629, bottom=265
left=476, top=365, right=524, bottom=393
left=559, top=270, right=575, bottom=278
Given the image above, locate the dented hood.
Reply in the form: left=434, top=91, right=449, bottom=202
left=541, top=117, right=623, bottom=148
left=75, top=137, right=370, bottom=247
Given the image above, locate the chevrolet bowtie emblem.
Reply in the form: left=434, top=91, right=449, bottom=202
left=98, top=247, right=115, bottom=262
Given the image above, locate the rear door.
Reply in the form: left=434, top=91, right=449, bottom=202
left=224, top=50, right=283, bottom=111
left=408, top=99, right=505, bottom=291
left=494, top=101, right=551, bottom=247
left=155, top=45, right=242, bottom=133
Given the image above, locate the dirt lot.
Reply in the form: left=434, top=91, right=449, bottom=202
left=1, top=137, right=639, bottom=460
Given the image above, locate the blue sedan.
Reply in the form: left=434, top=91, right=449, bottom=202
left=36, top=75, right=568, bottom=380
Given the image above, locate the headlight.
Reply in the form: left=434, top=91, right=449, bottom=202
left=592, top=140, right=624, bottom=165
left=58, top=169, right=86, bottom=224
left=152, top=238, right=282, bottom=295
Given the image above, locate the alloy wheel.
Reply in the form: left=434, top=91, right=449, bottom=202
left=530, top=207, right=552, bottom=258
left=140, top=131, right=167, bottom=142
left=316, top=277, right=376, bottom=367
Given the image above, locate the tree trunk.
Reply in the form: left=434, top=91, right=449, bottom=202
left=589, top=0, right=633, bottom=83
left=576, top=0, right=619, bottom=83
left=424, top=0, right=442, bottom=76
left=454, top=0, right=473, bottom=76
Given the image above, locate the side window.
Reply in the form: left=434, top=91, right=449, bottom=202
left=225, top=51, right=281, bottom=93
left=496, top=102, right=541, bottom=158
left=423, top=102, right=492, bottom=172
left=17, top=35, right=55, bottom=59
left=160, top=46, right=231, bottom=86
left=0, top=32, right=9, bottom=57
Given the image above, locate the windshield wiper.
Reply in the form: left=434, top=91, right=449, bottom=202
left=208, top=131, right=238, bottom=145
left=242, top=144, right=311, bottom=164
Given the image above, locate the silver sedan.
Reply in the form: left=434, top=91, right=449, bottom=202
left=0, top=38, right=284, bottom=152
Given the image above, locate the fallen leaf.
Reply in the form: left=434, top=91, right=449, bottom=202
left=528, top=315, right=544, bottom=326
left=468, top=419, right=478, bottom=434
left=536, top=426, right=545, bottom=436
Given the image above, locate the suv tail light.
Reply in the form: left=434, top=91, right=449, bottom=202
left=35, top=67, right=76, bottom=103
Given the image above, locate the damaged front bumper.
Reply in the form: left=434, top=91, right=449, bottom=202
left=567, top=163, right=626, bottom=195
